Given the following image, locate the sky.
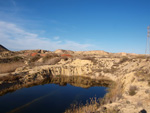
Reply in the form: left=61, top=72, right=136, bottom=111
left=0, top=0, right=150, bottom=53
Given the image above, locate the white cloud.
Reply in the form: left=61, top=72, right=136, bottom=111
left=53, top=36, right=60, bottom=40
left=0, top=21, right=92, bottom=51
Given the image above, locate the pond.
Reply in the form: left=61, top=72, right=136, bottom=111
left=0, top=76, right=109, bottom=113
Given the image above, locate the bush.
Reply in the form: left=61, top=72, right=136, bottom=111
left=0, top=56, right=23, bottom=63
left=13, top=56, right=23, bottom=62
left=135, top=55, right=147, bottom=59
left=65, top=97, right=100, bottom=113
left=30, top=55, right=41, bottom=62
left=135, top=69, right=150, bottom=83
left=129, top=85, right=138, bottom=96
left=43, top=53, right=59, bottom=62
left=118, top=57, right=129, bottom=64
left=102, top=81, right=123, bottom=104
left=44, top=57, right=61, bottom=65
left=148, top=81, right=150, bottom=86
left=103, top=67, right=117, bottom=74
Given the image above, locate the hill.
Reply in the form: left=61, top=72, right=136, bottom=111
left=0, top=45, right=9, bottom=52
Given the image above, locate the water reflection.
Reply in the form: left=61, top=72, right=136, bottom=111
left=0, top=76, right=111, bottom=96
left=50, top=76, right=111, bottom=88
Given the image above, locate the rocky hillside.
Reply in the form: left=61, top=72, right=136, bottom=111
left=0, top=48, right=149, bottom=112
left=0, top=44, right=9, bottom=52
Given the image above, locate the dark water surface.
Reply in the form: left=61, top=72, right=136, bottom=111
left=0, top=76, right=108, bottom=113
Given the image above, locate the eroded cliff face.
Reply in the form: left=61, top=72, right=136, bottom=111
left=13, top=58, right=118, bottom=82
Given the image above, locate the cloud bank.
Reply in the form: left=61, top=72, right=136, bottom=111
left=0, top=21, right=92, bottom=51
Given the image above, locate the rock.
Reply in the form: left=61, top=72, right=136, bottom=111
left=139, top=109, right=147, bottom=113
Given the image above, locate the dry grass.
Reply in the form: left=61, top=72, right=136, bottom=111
left=43, top=53, right=59, bottom=62
left=65, top=80, right=122, bottom=113
left=43, top=57, right=61, bottom=65
left=28, top=53, right=62, bottom=66
left=29, top=55, right=41, bottom=62
left=134, top=55, right=148, bottom=59
left=103, top=67, right=117, bottom=74
left=102, top=107, right=120, bottom=113
left=0, top=56, right=23, bottom=63
left=102, top=81, right=123, bottom=104
left=65, top=97, right=100, bottom=113
left=0, top=62, right=25, bottom=74
left=30, top=57, right=62, bottom=66
left=65, top=96, right=120, bottom=113
left=135, top=69, right=150, bottom=86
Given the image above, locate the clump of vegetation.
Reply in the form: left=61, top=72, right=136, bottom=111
left=129, top=85, right=138, bottom=96
left=118, top=56, right=130, bottom=64
left=30, top=55, right=41, bottom=62
left=43, top=53, right=59, bottom=62
left=0, top=62, right=25, bottom=74
left=0, top=74, right=22, bottom=82
left=44, top=57, right=61, bottom=65
left=101, top=107, right=120, bottom=113
left=80, top=56, right=97, bottom=64
left=135, top=69, right=150, bottom=86
left=103, top=67, right=117, bottom=74
left=135, top=70, right=148, bottom=77
left=65, top=97, right=100, bottom=113
left=148, top=81, right=150, bottom=86
left=135, top=55, right=147, bottom=59
left=29, top=53, right=61, bottom=66
left=0, top=56, right=23, bottom=63
left=102, top=81, right=123, bottom=104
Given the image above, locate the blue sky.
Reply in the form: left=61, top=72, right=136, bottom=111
left=0, top=0, right=150, bottom=53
